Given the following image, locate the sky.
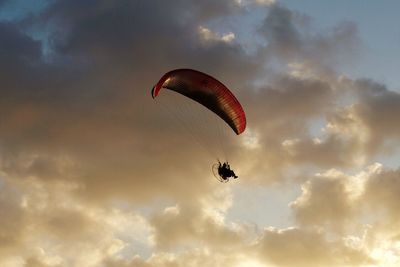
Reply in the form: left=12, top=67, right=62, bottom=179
left=1, top=0, right=400, bottom=266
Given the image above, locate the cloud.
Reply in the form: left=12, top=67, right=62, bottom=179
left=236, top=0, right=276, bottom=7
left=255, top=0, right=276, bottom=6
left=235, top=74, right=336, bottom=182
left=261, top=4, right=360, bottom=61
left=290, top=169, right=355, bottom=231
left=0, top=0, right=399, bottom=266
left=0, top=177, right=26, bottom=256
left=103, top=250, right=245, bottom=267
left=363, top=167, right=400, bottom=226
left=286, top=79, right=400, bottom=169
left=149, top=189, right=245, bottom=250
left=0, top=0, right=261, bottom=205
left=231, top=4, right=365, bottom=180
left=198, top=26, right=235, bottom=44
left=352, top=79, right=400, bottom=153
left=0, top=175, right=156, bottom=266
left=254, top=227, right=374, bottom=267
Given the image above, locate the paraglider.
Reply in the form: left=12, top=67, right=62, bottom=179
left=151, top=69, right=246, bottom=182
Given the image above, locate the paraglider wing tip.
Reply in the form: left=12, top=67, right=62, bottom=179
left=151, top=86, right=156, bottom=99
left=235, top=122, right=246, bottom=135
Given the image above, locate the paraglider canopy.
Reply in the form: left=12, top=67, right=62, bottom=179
left=152, top=69, right=246, bottom=135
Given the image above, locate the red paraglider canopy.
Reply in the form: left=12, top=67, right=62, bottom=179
left=152, top=69, right=246, bottom=135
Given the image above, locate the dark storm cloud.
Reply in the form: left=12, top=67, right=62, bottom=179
left=0, top=0, right=7, bottom=7
left=0, top=22, right=42, bottom=92
left=353, top=79, right=400, bottom=151
left=259, top=4, right=302, bottom=58
left=259, top=4, right=360, bottom=68
left=0, top=1, right=259, bottom=205
left=38, top=0, right=251, bottom=81
left=0, top=22, right=40, bottom=59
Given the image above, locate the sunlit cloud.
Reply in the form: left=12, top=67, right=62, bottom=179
left=0, top=0, right=399, bottom=266
left=235, top=0, right=276, bottom=7
left=198, top=26, right=236, bottom=44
